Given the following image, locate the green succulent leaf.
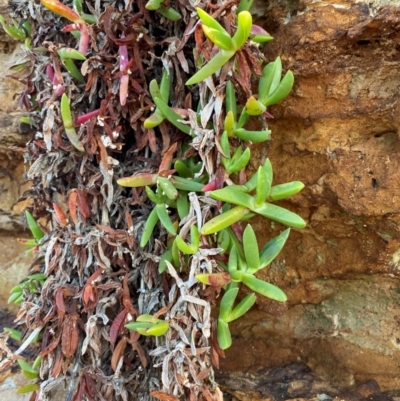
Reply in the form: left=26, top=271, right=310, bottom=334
left=146, top=320, right=169, bottom=336
left=255, top=166, right=271, bottom=206
left=237, top=0, right=255, bottom=13
left=243, top=225, right=259, bottom=273
left=253, top=202, right=306, bottom=228
left=241, top=274, right=287, bottom=302
left=210, top=187, right=255, bottom=210
left=3, top=327, right=22, bottom=341
left=220, top=131, right=231, bottom=159
left=145, top=0, right=163, bottom=10
left=197, top=7, right=229, bottom=36
left=226, top=293, right=257, bottom=322
left=32, top=356, right=43, bottom=370
left=61, top=58, right=84, bottom=82
left=225, top=81, right=237, bottom=121
left=259, top=59, right=278, bottom=103
left=0, top=16, right=26, bottom=40
left=57, top=48, right=86, bottom=60
left=169, top=176, right=205, bottom=192
left=158, top=177, right=179, bottom=200
left=145, top=186, right=162, bottom=204
left=264, top=70, right=294, bottom=107
left=201, top=206, right=249, bottom=235
left=149, top=79, right=191, bottom=135
left=174, top=160, right=193, bottom=178
left=18, top=359, right=38, bottom=375
left=25, top=210, right=44, bottom=241
left=125, top=321, right=153, bottom=330
left=233, top=128, right=271, bottom=143
left=231, top=11, right=252, bottom=50
left=245, top=96, right=266, bottom=116
left=202, top=25, right=233, bottom=51
left=186, top=50, right=235, bottom=85
left=269, top=181, right=305, bottom=201
left=60, top=93, right=85, bottom=151
left=176, top=192, right=189, bottom=219
left=159, top=248, right=173, bottom=273
left=16, top=384, right=39, bottom=394
left=140, top=208, right=159, bottom=247
left=217, top=318, right=232, bottom=350
left=144, top=69, right=171, bottom=128
left=155, top=204, right=176, bottom=235
left=143, top=109, right=164, bottom=129
left=228, top=245, right=238, bottom=273
left=252, top=34, right=273, bottom=43
left=219, top=287, right=239, bottom=321
left=259, top=228, right=290, bottom=270
left=224, top=110, right=235, bottom=137
left=229, top=147, right=250, bottom=173
left=159, top=6, right=181, bottom=21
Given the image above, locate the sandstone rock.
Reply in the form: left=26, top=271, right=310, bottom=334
left=219, top=0, right=400, bottom=395
left=0, top=22, right=32, bottom=311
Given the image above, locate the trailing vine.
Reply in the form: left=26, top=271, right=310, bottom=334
left=0, top=0, right=305, bottom=399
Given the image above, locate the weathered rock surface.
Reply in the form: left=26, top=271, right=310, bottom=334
left=218, top=0, right=400, bottom=397
left=0, top=26, right=32, bottom=310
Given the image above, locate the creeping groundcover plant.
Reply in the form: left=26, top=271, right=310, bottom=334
left=0, top=0, right=305, bottom=399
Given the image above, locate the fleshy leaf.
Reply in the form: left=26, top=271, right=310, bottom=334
left=269, top=181, right=304, bottom=201
left=243, top=225, right=259, bottom=273
left=201, top=206, right=249, bottom=235
left=117, top=173, right=158, bottom=188
left=255, top=166, right=271, bottom=206
left=217, top=319, right=232, bottom=350
left=25, top=210, right=44, bottom=241
left=202, top=26, right=233, bottom=51
left=231, top=11, right=252, bottom=50
left=219, top=287, right=239, bottom=321
left=210, top=187, right=255, bottom=209
left=226, top=293, right=257, bottom=322
left=196, top=272, right=231, bottom=287
left=258, top=228, right=290, bottom=270
left=186, top=50, right=234, bottom=85
left=264, top=70, right=294, bottom=106
left=233, top=128, right=271, bottom=142
left=241, top=274, right=287, bottom=302
left=253, top=202, right=306, bottom=228
left=245, top=96, right=266, bottom=116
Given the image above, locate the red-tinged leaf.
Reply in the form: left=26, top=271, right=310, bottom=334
left=196, top=272, right=231, bottom=287
left=117, top=173, right=157, bottom=188
left=201, top=180, right=217, bottom=192
left=53, top=202, right=68, bottom=226
left=41, top=0, right=83, bottom=23
left=150, top=391, right=179, bottom=401
left=61, top=315, right=80, bottom=357
left=68, top=191, right=79, bottom=225
left=110, top=308, right=128, bottom=345
left=159, top=142, right=177, bottom=172
left=111, top=337, right=128, bottom=372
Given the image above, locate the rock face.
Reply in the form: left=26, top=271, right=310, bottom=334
left=218, top=0, right=400, bottom=397
left=0, top=29, right=32, bottom=311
